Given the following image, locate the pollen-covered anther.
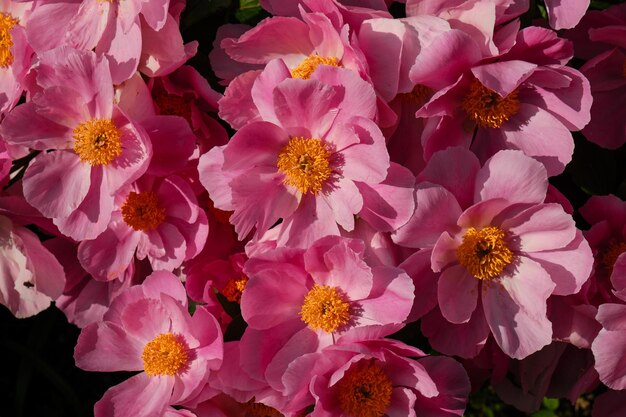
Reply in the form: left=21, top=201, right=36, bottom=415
left=277, top=137, right=332, bottom=195
left=291, top=54, right=341, bottom=80
left=142, top=333, right=189, bottom=376
left=0, top=12, right=18, bottom=68
left=299, top=284, right=350, bottom=333
left=121, top=191, right=166, bottom=231
left=222, top=275, right=249, bottom=303
left=73, top=118, right=122, bottom=166
left=461, top=79, right=520, bottom=129
left=336, top=359, right=393, bottom=417
left=601, top=239, right=626, bottom=274
left=457, top=226, right=513, bottom=280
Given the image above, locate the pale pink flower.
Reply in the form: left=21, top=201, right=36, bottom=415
left=74, top=271, right=223, bottom=417
left=200, top=68, right=413, bottom=248
left=0, top=214, right=65, bottom=318
left=393, top=148, right=593, bottom=359
left=0, top=47, right=152, bottom=241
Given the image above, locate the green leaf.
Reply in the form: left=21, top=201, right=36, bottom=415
left=543, top=398, right=559, bottom=411
left=236, top=0, right=262, bottom=23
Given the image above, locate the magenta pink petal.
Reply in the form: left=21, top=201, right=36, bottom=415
left=240, top=265, right=308, bottom=330
left=94, top=372, right=173, bottom=417
left=418, top=147, right=480, bottom=209
left=74, top=321, right=144, bottom=372
left=393, top=185, right=461, bottom=249
left=222, top=121, right=288, bottom=171
left=23, top=151, right=91, bottom=219
left=438, top=265, right=479, bottom=324
left=475, top=150, right=548, bottom=205
left=471, top=60, right=537, bottom=96
left=421, top=306, right=491, bottom=358
left=356, top=162, right=415, bottom=232
left=482, top=257, right=555, bottom=359
left=592, top=303, right=626, bottom=389
left=527, top=229, right=592, bottom=296
left=501, top=204, right=576, bottom=252
left=399, top=250, right=439, bottom=321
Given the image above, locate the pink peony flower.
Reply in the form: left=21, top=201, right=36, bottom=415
left=592, top=303, right=626, bottom=390
left=74, top=271, right=223, bottom=417
left=0, top=0, right=33, bottom=118
left=393, top=148, right=593, bottom=359
left=24, top=0, right=195, bottom=83
left=200, top=67, right=413, bottom=247
left=237, top=235, right=414, bottom=404
left=282, top=334, right=470, bottom=416
left=0, top=47, right=152, bottom=241
left=411, top=26, right=591, bottom=176
left=77, top=174, right=208, bottom=280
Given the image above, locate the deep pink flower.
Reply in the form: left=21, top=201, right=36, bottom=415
left=237, top=235, right=414, bottom=402
left=0, top=47, right=152, bottom=241
left=78, top=174, right=208, bottom=280
left=592, top=303, right=626, bottom=390
left=393, top=148, right=593, bottom=359
left=565, top=3, right=626, bottom=149
left=282, top=335, right=470, bottom=416
left=74, top=271, right=223, bottom=417
left=411, top=26, right=591, bottom=176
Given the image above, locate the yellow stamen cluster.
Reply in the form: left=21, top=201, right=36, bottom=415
left=222, top=275, right=249, bottom=303
left=601, top=239, right=626, bottom=274
left=142, top=333, right=189, bottom=376
left=299, top=284, right=350, bottom=333
left=336, top=360, right=393, bottom=417
left=461, top=79, right=520, bottom=129
left=277, top=137, right=332, bottom=195
left=291, top=54, right=341, bottom=80
left=457, top=226, right=514, bottom=280
left=0, top=12, right=18, bottom=68
left=121, top=191, right=166, bottom=231
left=73, top=118, right=122, bottom=166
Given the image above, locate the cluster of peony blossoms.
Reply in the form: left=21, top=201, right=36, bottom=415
left=2, top=0, right=626, bottom=415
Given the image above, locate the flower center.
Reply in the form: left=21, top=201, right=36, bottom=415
left=336, top=359, right=392, bottom=417
left=299, top=284, right=350, bottom=333
left=396, top=84, right=432, bottom=105
left=0, top=12, right=18, bottom=68
left=457, top=226, right=513, bottom=280
left=142, top=333, right=189, bottom=376
left=291, top=54, right=341, bottom=80
left=153, top=91, right=192, bottom=125
left=222, top=275, right=248, bottom=303
left=242, top=400, right=284, bottom=417
left=121, top=191, right=166, bottom=231
left=277, top=137, right=332, bottom=195
left=601, top=239, right=626, bottom=274
left=461, top=79, right=520, bottom=129
left=73, top=118, right=122, bottom=166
